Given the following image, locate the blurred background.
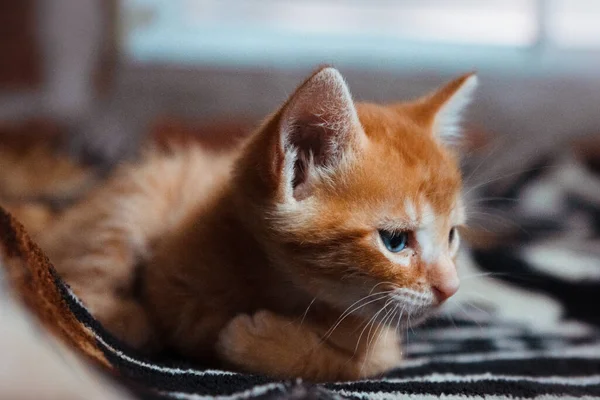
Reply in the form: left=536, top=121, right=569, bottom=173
left=2, top=0, right=600, bottom=171
left=0, top=0, right=599, bottom=366
left=2, top=3, right=600, bottom=396
left=1, top=0, right=600, bottom=241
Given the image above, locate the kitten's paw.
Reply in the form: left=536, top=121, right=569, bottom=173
left=216, top=311, right=377, bottom=381
left=217, top=311, right=277, bottom=350
left=245, top=310, right=282, bottom=336
left=216, top=310, right=294, bottom=370
left=217, top=314, right=257, bottom=368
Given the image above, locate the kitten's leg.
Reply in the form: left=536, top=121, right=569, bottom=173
left=39, top=197, right=158, bottom=350
left=52, top=239, right=158, bottom=350
left=216, top=310, right=402, bottom=382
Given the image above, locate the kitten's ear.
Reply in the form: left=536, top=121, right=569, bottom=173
left=417, top=73, right=478, bottom=145
left=277, top=67, right=363, bottom=200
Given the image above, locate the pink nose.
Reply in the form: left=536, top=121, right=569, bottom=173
left=429, top=256, right=460, bottom=304
left=432, top=280, right=459, bottom=303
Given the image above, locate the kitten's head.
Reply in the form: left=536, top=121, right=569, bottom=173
left=236, top=67, right=476, bottom=324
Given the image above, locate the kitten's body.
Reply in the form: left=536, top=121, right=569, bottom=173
left=38, top=67, right=475, bottom=381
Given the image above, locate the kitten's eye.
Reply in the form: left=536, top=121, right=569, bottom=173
left=379, top=230, right=408, bottom=253
left=449, top=227, right=457, bottom=244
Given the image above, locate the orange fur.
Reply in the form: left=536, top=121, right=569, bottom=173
left=38, top=67, right=476, bottom=382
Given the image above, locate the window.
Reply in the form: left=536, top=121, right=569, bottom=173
left=120, top=0, right=600, bottom=70
left=548, top=0, right=600, bottom=49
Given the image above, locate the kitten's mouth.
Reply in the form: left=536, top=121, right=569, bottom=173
left=351, top=288, right=436, bottom=331
left=390, top=288, right=434, bottom=305
left=387, top=288, right=436, bottom=325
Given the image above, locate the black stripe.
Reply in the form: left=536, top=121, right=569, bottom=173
left=480, top=155, right=555, bottom=209
left=99, top=342, right=282, bottom=395
left=383, top=357, right=600, bottom=379
left=329, top=380, right=600, bottom=398
left=52, top=269, right=159, bottom=361
left=50, top=239, right=600, bottom=399
left=472, top=248, right=600, bottom=327
left=566, top=195, right=600, bottom=235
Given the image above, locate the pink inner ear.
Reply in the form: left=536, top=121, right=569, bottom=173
left=277, top=67, right=360, bottom=199
left=288, top=115, right=338, bottom=199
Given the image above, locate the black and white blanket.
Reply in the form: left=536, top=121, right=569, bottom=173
left=2, top=134, right=600, bottom=399
left=93, top=307, right=600, bottom=399
left=60, top=278, right=600, bottom=399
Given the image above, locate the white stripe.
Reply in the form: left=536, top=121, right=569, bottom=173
left=413, top=326, right=521, bottom=340
left=331, top=373, right=600, bottom=386
left=64, top=284, right=600, bottom=377
left=94, top=332, right=235, bottom=377
left=397, top=343, right=600, bottom=369
left=493, top=338, right=528, bottom=351
left=335, top=390, right=600, bottom=400
left=63, top=286, right=236, bottom=377
left=410, top=322, right=595, bottom=341
left=523, top=243, right=600, bottom=283
left=405, top=343, right=436, bottom=354
left=160, top=383, right=286, bottom=400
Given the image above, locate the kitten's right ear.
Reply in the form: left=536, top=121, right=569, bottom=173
left=275, top=67, right=363, bottom=200
left=415, top=73, right=478, bottom=146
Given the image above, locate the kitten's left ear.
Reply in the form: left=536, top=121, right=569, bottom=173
left=276, top=67, right=363, bottom=200
left=418, top=73, right=478, bottom=144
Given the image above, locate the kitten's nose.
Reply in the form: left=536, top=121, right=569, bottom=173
left=432, top=280, right=459, bottom=303
left=430, top=256, right=460, bottom=303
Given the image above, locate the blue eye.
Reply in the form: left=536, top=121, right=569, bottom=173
left=379, top=230, right=408, bottom=253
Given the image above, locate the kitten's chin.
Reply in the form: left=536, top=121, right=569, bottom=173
left=376, top=302, right=437, bottom=331
left=298, top=278, right=438, bottom=329
left=399, top=304, right=437, bottom=326
left=375, top=289, right=439, bottom=329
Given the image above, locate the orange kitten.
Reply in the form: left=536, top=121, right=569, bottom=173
left=39, top=67, right=476, bottom=382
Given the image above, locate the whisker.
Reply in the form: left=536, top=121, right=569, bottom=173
left=466, top=210, right=520, bottom=224
left=407, top=311, right=416, bottom=336
left=376, top=307, right=396, bottom=347
left=299, top=296, right=317, bottom=327
left=368, top=306, right=394, bottom=351
left=366, top=301, right=393, bottom=351
left=462, top=301, right=492, bottom=316
left=467, top=197, right=520, bottom=206
left=331, top=290, right=393, bottom=326
left=354, top=299, right=392, bottom=356
left=462, top=164, right=557, bottom=198
left=321, top=291, right=392, bottom=342
left=369, top=282, right=399, bottom=294
left=382, top=308, right=398, bottom=344
left=396, top=305, right=405, bottom=338
left=455, top=302, right=484, bottom=330
left=459, top=271, right=509, bottom=282
left=462, top=138, right=509, bottom=188
left=466, top=211, right=529, bottom=234
left=461, top=270, right=550, bottom=284
left=405, top=310, right=411, bottom=348
left=443, top=308, right=458, bottom=329
left=308, top=290, right=398, bottom=357
left=454, top=291, right=493, bottom=303
left=362, top=305, right=395, bottom=376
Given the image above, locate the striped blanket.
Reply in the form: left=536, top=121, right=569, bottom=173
left=1, top=133, right=599, bottom=399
